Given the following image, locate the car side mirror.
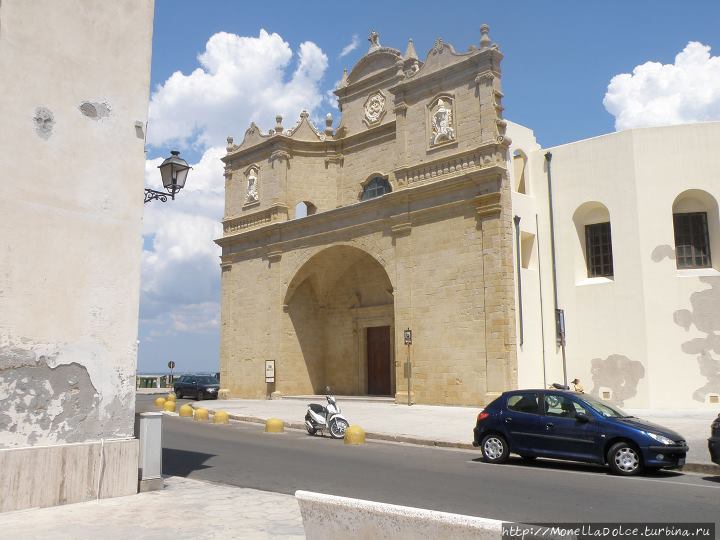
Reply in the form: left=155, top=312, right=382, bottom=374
left=576, top=413, right=591, bottom=423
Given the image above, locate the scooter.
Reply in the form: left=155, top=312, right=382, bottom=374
left=305, top=389, right=350, bottom=439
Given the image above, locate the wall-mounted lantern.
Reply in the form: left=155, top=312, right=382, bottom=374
left=144, top=150, right=191, bottom=204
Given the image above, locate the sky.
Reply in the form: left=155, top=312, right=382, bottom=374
left=138, top=0, right=720, bottom=374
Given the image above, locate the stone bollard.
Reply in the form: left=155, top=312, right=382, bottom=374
left=166, top=393, right=176, bottom=401
left=194, top=408, right=209, bottom=422
left=163, top=400, right=176, bottom=413
left=154, top=397, right=166, bottom=409
left=213, top=411, right=229, bottom=424
left=265, top=418, right=284, bottom=433
left=344, top=425, right=366, bottom=445
left=218, top=388, right=230, bottom=400
left=178, top=404, right=193, bottom=417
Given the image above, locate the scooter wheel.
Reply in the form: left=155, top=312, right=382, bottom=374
left=329, top=418, right=349, bottom=439
left=306, top=426, right=317, bottom=435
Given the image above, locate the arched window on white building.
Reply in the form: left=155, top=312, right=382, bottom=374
left=572, top=202, right=613, bottom=281
left=672, top=189, right=719, bottom=270
left=294, top=201, right=317, bottom=219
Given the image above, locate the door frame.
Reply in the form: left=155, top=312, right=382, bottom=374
left=353, top=305, right=394, bottom=395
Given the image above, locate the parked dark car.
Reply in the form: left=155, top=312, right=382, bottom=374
left=709, top=413, right=720, bottom=465
left=173, top=375, right=220, bottom=400
left=473, top=389, right=688, bottom=475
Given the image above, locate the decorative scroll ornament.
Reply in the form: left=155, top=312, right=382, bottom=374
left=246, top=167, right=259, bottom=203
left=364, top=92, right=386, bottom=126
left=430, top=97, right=455, bottom=146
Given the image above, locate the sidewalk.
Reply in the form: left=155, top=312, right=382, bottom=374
left=0, top=476, right=304, bottom=540
left=192, top=397, right=720, bottom=470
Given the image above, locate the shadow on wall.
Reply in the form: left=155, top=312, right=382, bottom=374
left=590, top=354, right=645, bottom=406
left=673, top=276, right=720, bottom=403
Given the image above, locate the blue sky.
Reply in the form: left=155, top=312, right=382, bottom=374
left=138, top=0, right=720, bottom=373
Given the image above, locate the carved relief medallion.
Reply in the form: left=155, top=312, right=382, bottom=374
left=429, top=96, right=456, bottom=147
left=363, top=91, right=386, bottom=127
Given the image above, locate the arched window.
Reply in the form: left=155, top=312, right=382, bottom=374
left=672, top=190, right=719, bottom=270
left=361, top=177, right=392, bottom=201
left=572, top=202, right=613, bottom=280
left=294, top=201, right=317, bottom=219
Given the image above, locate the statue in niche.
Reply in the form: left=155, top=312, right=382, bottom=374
left=246, top=168, right=259, bottom=202
left=431, top=98, right=455, bottom=145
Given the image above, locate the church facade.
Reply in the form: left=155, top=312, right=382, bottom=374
left=216, top=27, right=518, bottom=405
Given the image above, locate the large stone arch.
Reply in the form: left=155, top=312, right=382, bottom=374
left=281, top=245, right=396, bottom=396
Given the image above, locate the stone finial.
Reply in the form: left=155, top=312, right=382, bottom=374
left=226, top=136, right=234, bottom=150
left=339, top=68, right=349, bottom=88
left=368, top=30, right=381, bottom=52
left=325, top=113, right=334, bottom=136
left=300, top=110, right=309, bottom=119
left=275, top=114, right=283, bottom=134
left=480, top=24, right=491, bottom=49
left=404, top=38, right=418, bottom=61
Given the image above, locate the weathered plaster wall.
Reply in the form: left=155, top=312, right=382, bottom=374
left=0, top=0, right=154, bottom=447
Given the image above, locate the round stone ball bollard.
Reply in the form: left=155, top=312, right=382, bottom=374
left=163, top=400, right=176, bottom=413
left=194, top=408, right=209, bottom=422
left=265, top=418, right=285, bottom=433
left=213, top=411, right=229, bottom=424
left=178, top=404, right=194, bottom=418
left=166, top=393, right=176, bottom=401
left=154, top=397, right=166, bottom=409
left=344, top=425, right=366, bottom=445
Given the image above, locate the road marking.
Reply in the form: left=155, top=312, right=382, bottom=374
left=466, top=460, right=720, bottom=490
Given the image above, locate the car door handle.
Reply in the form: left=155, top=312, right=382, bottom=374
left=545, top=423, right=554, bottom=429
left=504, top=417, right=513, bottom=424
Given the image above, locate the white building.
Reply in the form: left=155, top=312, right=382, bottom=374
left=0, top=0, right=154, bottom=511
left=509, top=121, right=720, bottom=410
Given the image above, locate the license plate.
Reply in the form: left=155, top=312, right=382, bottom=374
left=678, top=458, right=685, bottom=466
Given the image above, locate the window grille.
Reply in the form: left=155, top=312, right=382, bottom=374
left=585, top=222, right=613, bottom=277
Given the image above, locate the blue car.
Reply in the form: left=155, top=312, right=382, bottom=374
left=472, top=389, right=688, bottom=475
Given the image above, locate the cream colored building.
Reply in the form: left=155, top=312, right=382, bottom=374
left=0, top=0, right=154, bottom=511
left=218, top=28, right=720, bottom=410
left=509, top=120, right=720, bottom=410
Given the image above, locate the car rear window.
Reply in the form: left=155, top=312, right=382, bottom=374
left=507, top=393, right=540, bottom=414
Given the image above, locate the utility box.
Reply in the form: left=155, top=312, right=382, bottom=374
left=134, top=412, right=163, bottom=492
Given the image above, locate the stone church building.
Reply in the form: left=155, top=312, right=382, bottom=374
left=217, top=27, right=518, bottom=405
left=218, top=28, right=720, bottom=409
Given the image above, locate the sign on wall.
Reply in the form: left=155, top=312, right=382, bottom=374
left=265, top=360, right=275, bottom=383
left=404, top=329, right=412, bottom=345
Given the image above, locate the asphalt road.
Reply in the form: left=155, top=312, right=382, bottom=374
left=137, top=395, right=719, bottom=524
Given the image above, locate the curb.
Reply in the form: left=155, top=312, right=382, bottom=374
left=188, top=404, right=719, bottom=474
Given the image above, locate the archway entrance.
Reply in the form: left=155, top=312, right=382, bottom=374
left=283, top=245, right=395, bottom=396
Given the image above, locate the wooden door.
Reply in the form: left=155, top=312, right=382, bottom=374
left=367, top=326, right=391, bottom=395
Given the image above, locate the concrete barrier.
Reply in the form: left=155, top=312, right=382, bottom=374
left=194, top=408, right=209, bottom=422
left=162, top=400, right=176, bottom=413
left=265, top=418, right=284, bottom=433
left=213, top=411, right=229, bottom=424
left=178, top=404, right=194, bottom=417
left=344, top=425, right=365, bottom=445
left=295, top=490, right=503, bottom=540
left=154, top=397, right=166, bottom=409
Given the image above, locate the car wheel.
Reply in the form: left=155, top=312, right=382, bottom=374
left=175, top=390, right=182, bottom=399
left=607, top=442, right=643, bottom=476
left=481, top=433, right=509, bottom=464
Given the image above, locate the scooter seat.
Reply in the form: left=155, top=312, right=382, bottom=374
left=308, top=403, right=326, bottom=414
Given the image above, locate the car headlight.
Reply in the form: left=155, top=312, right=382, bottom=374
left=644, top=432, right=675, bottom=445
left=207, top=388, right=217, bottom=392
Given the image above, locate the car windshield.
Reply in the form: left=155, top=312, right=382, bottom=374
left=196, top=376, right=218, bottom=384
left=578, top=394, right=630, bottom=418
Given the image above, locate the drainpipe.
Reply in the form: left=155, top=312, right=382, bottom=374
left=545, top=151, right=568, bottom=386
left=513, top=215, right=523, bottom=347
left=535, top=214, right=548, bottom=389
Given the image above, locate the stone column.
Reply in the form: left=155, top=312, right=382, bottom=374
left=390, top=209, right=413, bottom=403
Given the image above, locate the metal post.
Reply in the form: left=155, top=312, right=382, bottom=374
left=134, top=412, right=163, bottom=492
left=513, top=215, right=523, bottom=346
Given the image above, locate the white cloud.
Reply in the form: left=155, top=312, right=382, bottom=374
left=339, top=34, right=359, bottom=58
left=604, top=41, right=720, bottom=131
left=140, top=31, right=330, bottom=357
left=147, top=30, right=329, bottom=150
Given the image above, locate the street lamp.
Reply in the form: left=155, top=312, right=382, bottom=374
left=144, top=150, right=191, bottom=204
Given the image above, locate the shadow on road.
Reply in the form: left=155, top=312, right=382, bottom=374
left=163, top=447, right=217, bottom=477
left=470, top=456, right=685, bottom=478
